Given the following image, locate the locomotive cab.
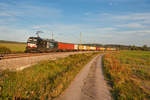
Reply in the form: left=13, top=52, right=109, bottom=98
left=25, top=37, right=58, bottom=53
left=27, top=37, right=38, bottom=48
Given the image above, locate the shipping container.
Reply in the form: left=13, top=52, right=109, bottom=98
left=106, top=48, right=112, bottom=51
left=99, top=47, right=105, bottom=51
left=74, top=44, right=78, bottom=50
left=87, top=46, right=91, bottom=51
left=110, top=48, right=116, bottom=51
left=78, top=45, right=84, bottom=50
left=58, top=42, right=74, bottom=50
left=90, top=46, right=96, bottom=50
left=83, top=45, right=87, bottom=50
left=96, top=47, right=100, bottom=51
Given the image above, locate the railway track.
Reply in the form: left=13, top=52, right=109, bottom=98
left=0, top=51, right=97, bottom=60
left=0, top=53, right=50, bottom=60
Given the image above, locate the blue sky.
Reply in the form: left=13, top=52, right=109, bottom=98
left=0, top=0, right=150, bottom=46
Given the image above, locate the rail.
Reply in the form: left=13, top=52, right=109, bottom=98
left=0, top=53, right=7, bottom=60
left=0, top=53, right=49, bottom=60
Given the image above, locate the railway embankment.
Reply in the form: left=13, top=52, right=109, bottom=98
left=0, top=51, right=96, bottom=71
left=0, top=52, right=99, bottom=99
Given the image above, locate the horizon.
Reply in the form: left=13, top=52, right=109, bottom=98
left=0, top=0, right=150, bottom=46
left=0, top=39, right=149, bottom=47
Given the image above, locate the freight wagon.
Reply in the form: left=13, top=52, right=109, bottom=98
left=58, top=42, right=74, bottom=51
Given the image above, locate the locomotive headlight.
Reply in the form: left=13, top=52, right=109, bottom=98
left=28, top=43, right=37, bottom=48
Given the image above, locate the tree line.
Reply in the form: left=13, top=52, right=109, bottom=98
left=84, top=44, right=150, bottom=51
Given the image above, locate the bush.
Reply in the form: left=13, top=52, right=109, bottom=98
left=0, top=46, right=11, bottom=54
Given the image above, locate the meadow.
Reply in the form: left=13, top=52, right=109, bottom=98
left=0, top=52, right=99, bottom=99
left=103, top=51, right=150, bottom=100
left=0, top=42, right=26, bottom=53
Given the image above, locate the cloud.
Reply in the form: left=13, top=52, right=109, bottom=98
left=0, top=2, right=62, bottom=25
left=32, top=24, right=81, bottom=32
left=112, top=13, right=150, bottom=21
left=30, top=23, right=150, bottom=45
left=86, top=12, right=150, bottom=24
left=0, top=26, right=31, bottom=42
left=0, top=12, right=12, bottom=17
left=20, top=5, right=62, bottom=18
left=0, top=2, right=9, bottom=8
left=116, top=23, right=147, bottom=28
left=1, top=22, right=150, bottom=46
left=95, top=27, right=116, bottom=32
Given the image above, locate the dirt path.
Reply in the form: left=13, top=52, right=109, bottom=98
left=55, top=55, right=112, bottom=100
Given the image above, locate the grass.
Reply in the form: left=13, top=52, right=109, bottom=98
left=103, top=51, right=150, bottom=100
left=0, top=52, right=99, bottom=100
left=0, top=42, right=26, bottom=53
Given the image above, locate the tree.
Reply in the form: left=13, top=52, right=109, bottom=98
left=142, top=45, right=149, bottom=51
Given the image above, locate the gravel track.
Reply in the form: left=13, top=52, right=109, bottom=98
left=0, top=51, right=94, bottom=71
left=55, top=55, right=112, bottom=100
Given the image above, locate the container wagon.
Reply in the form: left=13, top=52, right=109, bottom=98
left=58, top=42, right=74, bottom=51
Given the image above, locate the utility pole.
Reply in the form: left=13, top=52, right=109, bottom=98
left=80, top=32, right=82, bottom=45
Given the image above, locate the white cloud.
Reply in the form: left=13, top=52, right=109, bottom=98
left=95, top=27, right=116, bottom=32
left=116, top=23, right=147, bottom=28
left=0, top=26, right=31, bottom=42
left=111, top=13, right=150, bottom=22
left=1, top=23, right=150, bottom=46
left=0, top=2, right=9, bottom=7
left=0, top=2, right=62, bottom=25
left=0, top=12, right=12, bottom=16
left=20, top=5, right=62, bottom=18
left=88, top=12, right=150, bottom=25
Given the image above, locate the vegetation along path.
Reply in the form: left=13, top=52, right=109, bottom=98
left=55, top=54, right=111, bottom=100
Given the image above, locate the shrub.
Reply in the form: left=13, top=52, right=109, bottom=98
left=0, top=46, right=11, bottom=54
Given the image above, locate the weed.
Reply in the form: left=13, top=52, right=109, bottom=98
left=0, top=52, right=99, bottom=99
left=103, top=51, right=150, bottom=100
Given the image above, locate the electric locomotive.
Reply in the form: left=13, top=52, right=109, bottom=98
left=25, top=37, right=58, bottom=53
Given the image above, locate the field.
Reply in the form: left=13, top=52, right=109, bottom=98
left=0, top=52, right=99, bottom=99
left=0, top=42, right=26, bottom=53
left=103, top=51, right=150, bottom=100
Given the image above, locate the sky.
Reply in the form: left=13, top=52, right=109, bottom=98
left=0, top=0, right=150, bottom=46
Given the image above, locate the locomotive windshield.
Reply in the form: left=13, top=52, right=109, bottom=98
left=27, top=37, right=38, bottom=44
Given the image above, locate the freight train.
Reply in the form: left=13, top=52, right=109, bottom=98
left=25, top=36, right=116, bottom=53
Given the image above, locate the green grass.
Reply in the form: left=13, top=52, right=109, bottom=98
left=103, top=51, right=150, bottom=100
left=0, top=42, right=26, bottom=53
left=0, top=52, right=99, bottom=100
